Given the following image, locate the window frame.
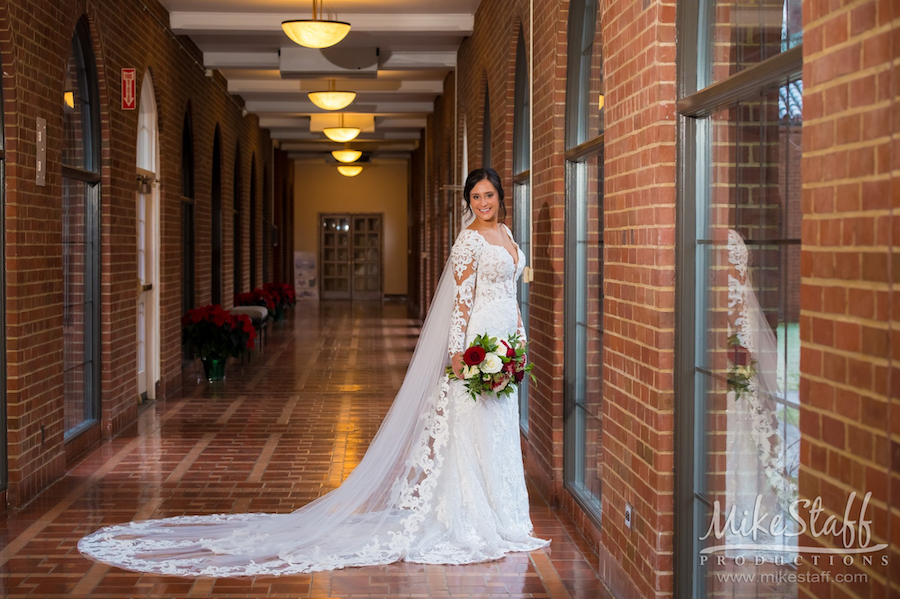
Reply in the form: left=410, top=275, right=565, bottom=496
left=513, top=26, right=531, bottom=433
left=62, top=17, right=103, bottom=441
left=563, top=0, right=604, bottom=525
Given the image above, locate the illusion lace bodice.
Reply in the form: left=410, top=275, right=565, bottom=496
left=449, top=226, right=526, bottom=357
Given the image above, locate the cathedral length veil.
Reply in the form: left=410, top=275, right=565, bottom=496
left=79, top=225, right=489, bottom=577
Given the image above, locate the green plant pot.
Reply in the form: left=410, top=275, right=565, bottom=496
left=201, top=357, right=227, bottom=382
left=274, top=303, right=285, bottom=322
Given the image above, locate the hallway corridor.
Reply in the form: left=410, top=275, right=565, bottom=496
left=0, top=303, right=607, bottom=599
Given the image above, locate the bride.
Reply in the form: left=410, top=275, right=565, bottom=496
left=78, top=167, right=549, bottom=577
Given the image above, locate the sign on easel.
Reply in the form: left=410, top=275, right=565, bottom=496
left=121, top=68, right=136, bottom=110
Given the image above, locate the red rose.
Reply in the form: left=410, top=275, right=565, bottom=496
left=514, top=369, right=525, bottom=383
left=501, top=340, right=516, bottom=358
left=463, top=346, right=486, bottom=366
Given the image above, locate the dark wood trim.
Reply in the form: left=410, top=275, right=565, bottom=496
left=512, top=170, right=530, bottom=184
left=62, top=164, right=101, bottom=183
left=564, top=135, right=604, bottom=162
left=677, top=46, right=803, bottom=118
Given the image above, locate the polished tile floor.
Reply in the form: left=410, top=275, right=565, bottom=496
left=0, top=301, right=610, bottom=599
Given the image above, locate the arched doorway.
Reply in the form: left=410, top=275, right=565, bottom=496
left=136, top=70, right=160, bottom=403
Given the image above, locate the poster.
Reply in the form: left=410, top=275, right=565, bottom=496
left=294, top=251, right=317, bottom=300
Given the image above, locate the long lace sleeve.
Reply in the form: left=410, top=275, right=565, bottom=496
left=448, top=231, right=480, bottom=357
left=515, top=304, right=527, bottom=344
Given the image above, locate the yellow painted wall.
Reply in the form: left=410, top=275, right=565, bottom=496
left=293, top=159, right=408, bottom=296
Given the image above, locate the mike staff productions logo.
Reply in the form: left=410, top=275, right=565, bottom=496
left=699, top=491, right=889, bottom=568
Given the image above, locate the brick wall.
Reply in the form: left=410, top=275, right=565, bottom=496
left=1, top=0, right=291, bottom=507
left=799, top=0, right=898, bottom=594
left=413, top=1, right=678, bottom=598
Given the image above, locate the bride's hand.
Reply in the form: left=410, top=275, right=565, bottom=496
left=451, top=352, right=465, bottom=379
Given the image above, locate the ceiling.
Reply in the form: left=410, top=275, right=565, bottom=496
left=159, top=0, right=481, bottom=159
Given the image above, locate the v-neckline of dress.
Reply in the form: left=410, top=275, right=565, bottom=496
left=468, top=226, right=520, bottom=269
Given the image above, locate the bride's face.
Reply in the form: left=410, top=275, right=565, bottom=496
left=469, top=179, right=500, bottom=225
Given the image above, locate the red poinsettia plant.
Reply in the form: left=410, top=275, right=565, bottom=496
left=182, top=304, right=257, bottom=360
left=263, top=282, right=297, bottom=308
left=236, top=289, right=277, bottom=316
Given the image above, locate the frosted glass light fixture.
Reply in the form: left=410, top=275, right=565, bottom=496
left=332, top=148, right=362, bottom=163
left=308, top=80, right=356, bottom=111
left=282, top=0, right=350, bottom=49
left=323, top=113, right=360, bottom=142
left=337, top=165, right=363, bottom=177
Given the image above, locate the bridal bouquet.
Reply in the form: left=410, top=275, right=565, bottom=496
left=447, top=333, right=535, bottom=400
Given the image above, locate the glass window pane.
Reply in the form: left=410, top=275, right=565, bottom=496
left=514, top=181, right=531, bottom=431
left=704, top=0, right=803, bottom=87
left=565, top=0, right=602, bottom=148
left=63, top=23, right=98, bottom=173
left=63, top=178, right=99, bottom=437
left=564, top=150, right=604, bottom=517
left=693, top=82, right=802, bottom=595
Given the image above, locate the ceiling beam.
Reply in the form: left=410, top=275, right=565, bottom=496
left=170, top=12, right=474, bottom=35
left=204, top=52, right=279, bottom=69
left=269, top=129, right=422, bottom=141
left=245, top=100, right=435, bottom=114
left=227, top=79, right=444, bottom=95
left=379, top=51, right=457, bottom=69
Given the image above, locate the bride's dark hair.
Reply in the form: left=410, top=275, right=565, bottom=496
left=463, top=167, right=506, bottom=222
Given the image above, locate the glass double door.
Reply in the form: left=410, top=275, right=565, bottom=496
left=320, top=214, right=383, bottom=300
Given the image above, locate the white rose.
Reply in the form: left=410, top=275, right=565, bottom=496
left=462, top=364, right=481, bottom=379
left=480, top=352, right=503, bottom=374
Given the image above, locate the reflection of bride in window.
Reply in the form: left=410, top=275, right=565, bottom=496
left=725, top=229, right=800, bottom=554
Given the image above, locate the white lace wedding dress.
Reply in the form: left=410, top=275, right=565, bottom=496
left=78, top=224, right=548, bottom=577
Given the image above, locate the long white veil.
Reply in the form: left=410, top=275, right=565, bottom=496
left=725, top=229, right=799, bottom=557
left=79, top=232, right=471, bottom=577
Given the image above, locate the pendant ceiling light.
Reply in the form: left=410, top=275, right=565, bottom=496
left=282, top=0, right=351, bottom=49
left=337, top=165, right=363, bottom=177
left=332, top=147, right=362, bottom=163
left=308, top=79, right=356, bottom=111
left=323, top=113, right=361, bottom=143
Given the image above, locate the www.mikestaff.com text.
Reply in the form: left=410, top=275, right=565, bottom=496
left=715, top=571, right=868, bottom=584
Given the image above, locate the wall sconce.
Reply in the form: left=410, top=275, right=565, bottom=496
left=137, top=175, right=153, bottom=194
left=64, top=91, right=75, bottom=112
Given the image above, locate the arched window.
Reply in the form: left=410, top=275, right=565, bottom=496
left=233, top=144, right=242, bottom=296
left=481, top=83, right=491, bottom=168
left=211, top=126, right=223, bottom=305
left=249, top=158, right=257, bottom=289
left=512, top=26, right=531, bottom=432
left=563, top=0, right=604, bottom=521
left=62, top=17, right=102, bottom=439
left=181, top=108, right=195, bottom=315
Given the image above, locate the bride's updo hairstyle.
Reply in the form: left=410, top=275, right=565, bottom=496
left=463, top=167, right=506, bottom=222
